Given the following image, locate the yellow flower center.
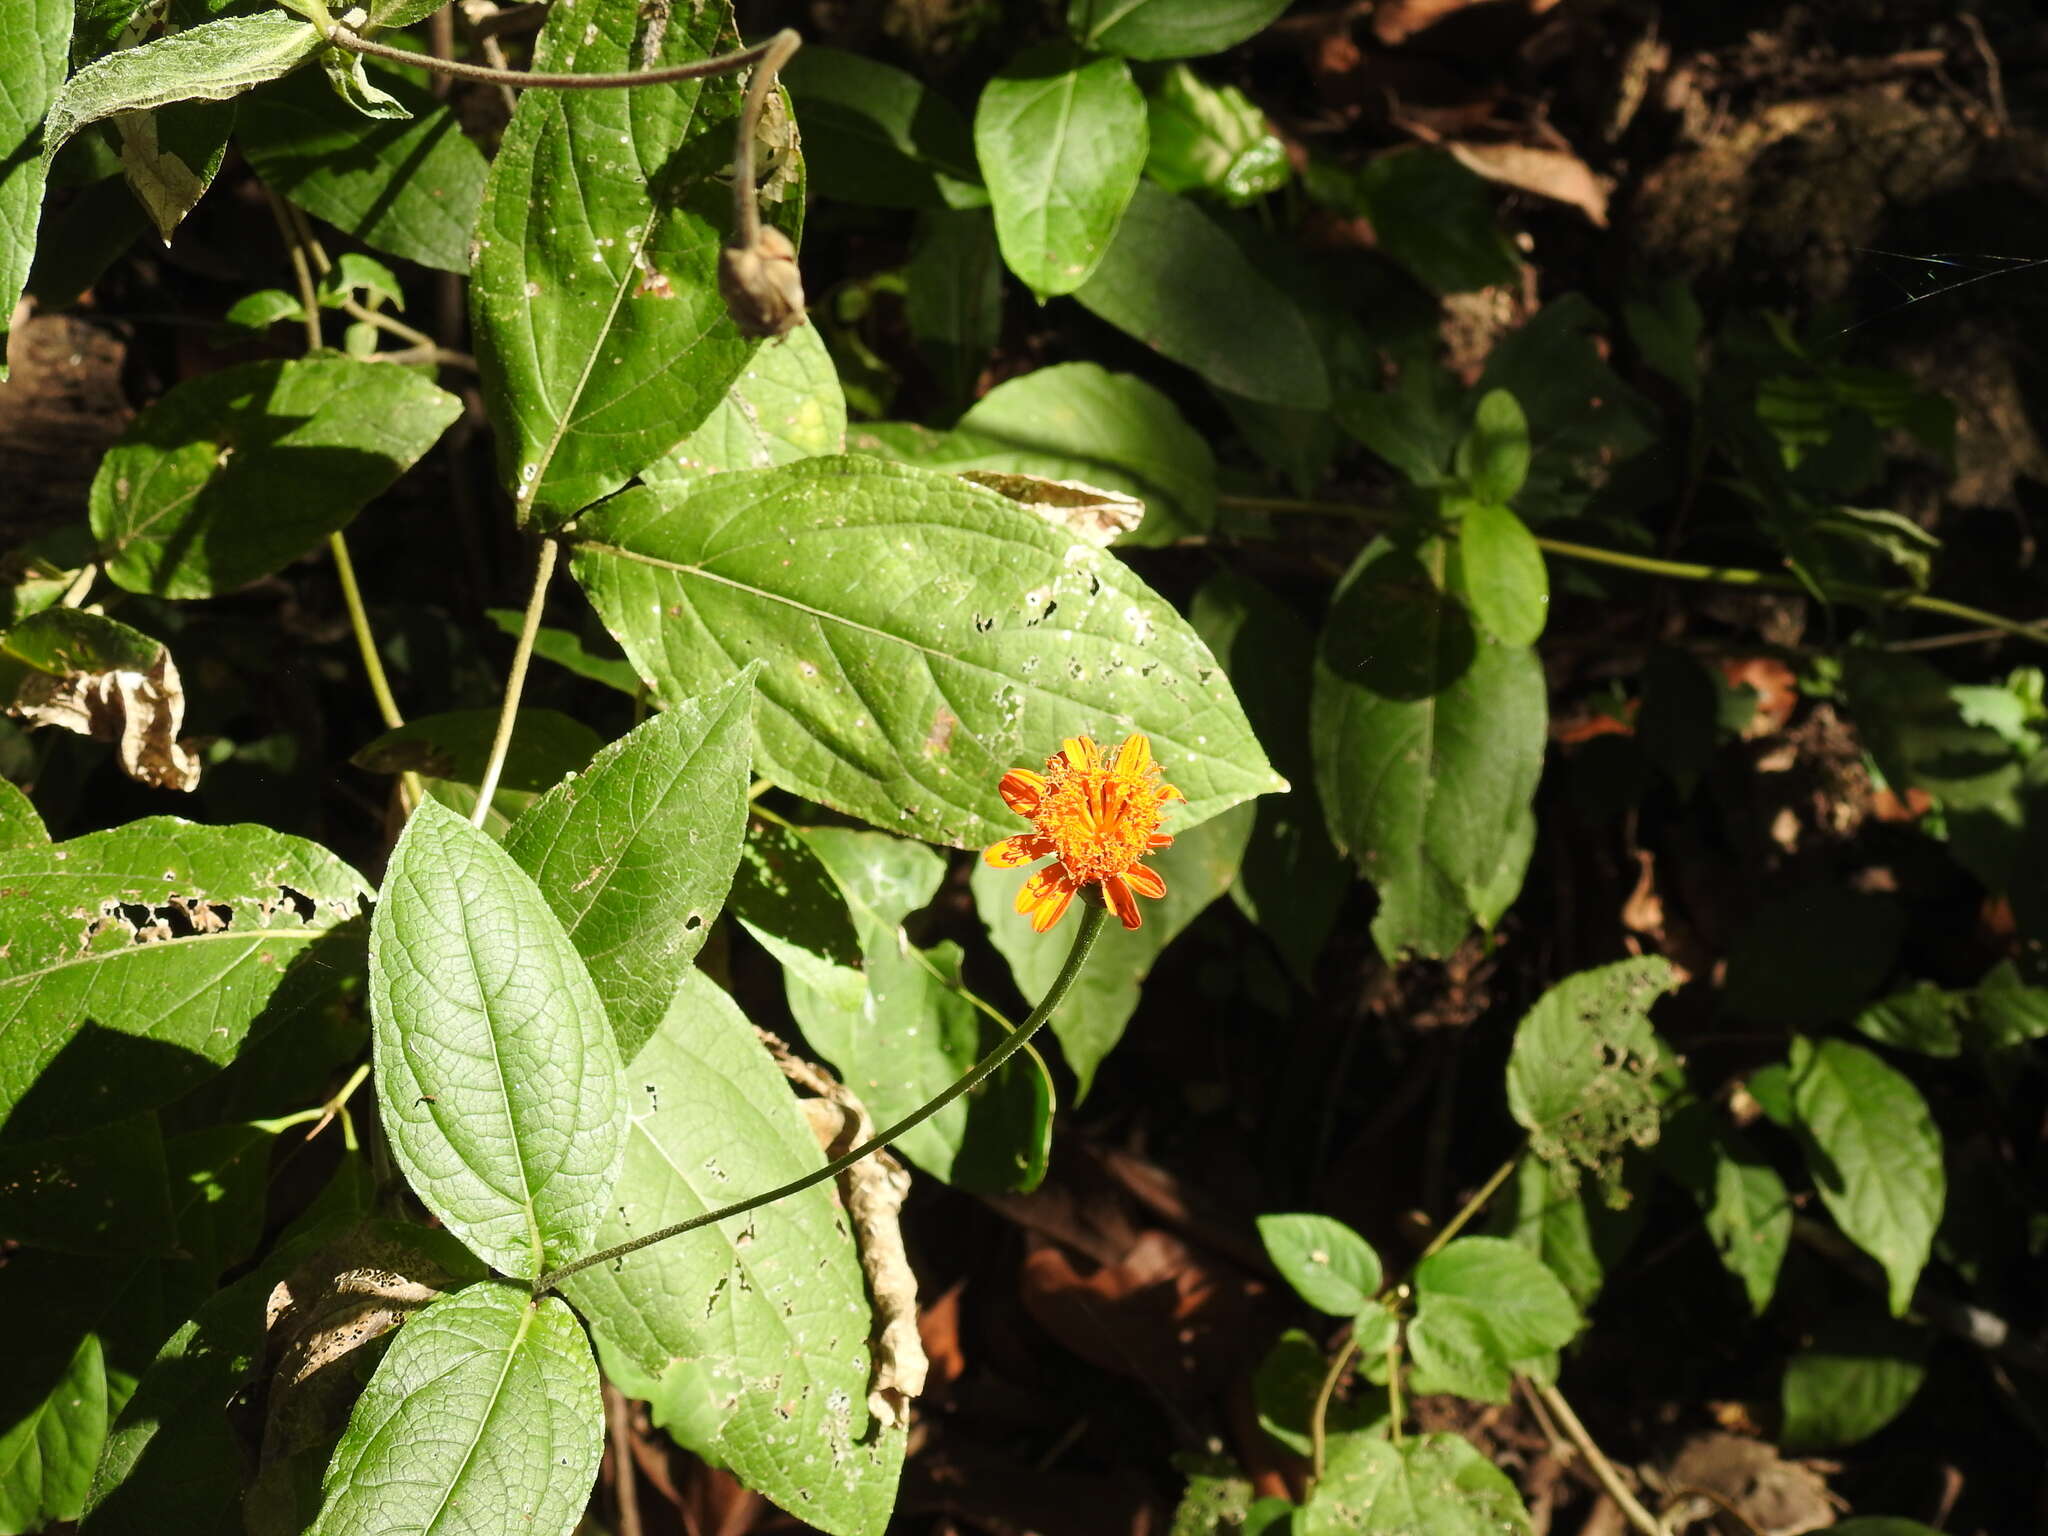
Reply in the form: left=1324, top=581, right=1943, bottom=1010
left=1028, top=756, right=1165, bottom=884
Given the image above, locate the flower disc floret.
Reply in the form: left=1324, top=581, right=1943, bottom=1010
left=983, top=733, right=1183, bottom=932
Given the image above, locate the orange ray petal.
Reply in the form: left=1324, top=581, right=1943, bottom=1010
left=1060, top=735, right=1100, bottom=770
left=999, top=768, right=1047, bottom=815
left=1147, top=833, right=1173, bottom=849
left=984, top=833, right=1056, bottom=867
left=1015, top=862, right=1078, bottom=916
left=1154, top=782, right=1185, bottom=802
left=1103, top=874, right=1143, bottom=929
left=1114, top=733, right=1153, bottom=776
left=1124, top=862, right=1166, bottom=900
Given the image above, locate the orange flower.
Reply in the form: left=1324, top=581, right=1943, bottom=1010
left=984, top=733, right=1183, bottom=932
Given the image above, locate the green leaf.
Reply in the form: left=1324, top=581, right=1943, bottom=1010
left=224, top=287, right=308, bottom=331
left=0, top=1332, right=103, bottom=1529
left=505, top=669, right=756, bottom=1063
left=1077, top=181, right=1326, bottom=407
left=1788, top=1035, right=1944, bottom=1315
left=1254, top=1329, right=1385, bottom=1456
left=1832, top=1521, right=1944, bottom=1536
left=163, top=1119, right=279, bottom=1276
left=318, top=45, right=411, bottom=120
left=1256, top=1213, right=1383, bottom=1316
left=1658, top=1101, right=1790, bottom=1315
left=976, top=43, right=1146, bottom=299
left=778, top=45, right=983, bottom=209
left=1724, top=886, right=1902, bottom=1025
left=1493, top=1152, right=1646, bottom=1311
left=43, top=14, right=323, bottom=163
left=567, top=971, right=904, bottom=1536
left=319, top=251, right=403, bottom=310
left=1623, top=278, right=1703, bottom=401
left=90, top=357, right=462, bottom=599
left=1780, top=1317, right=1928, bottom=1451
left=0, top=0, right=70, bottom=377
left=972, top=800, right=1252, bottom=1095
left=352, top=707, right=601, bottom=835
left=0, top=1112, right=173, bottom=1253
left=1145, top=64, right=1287, bottom=206
left=369, top=797, right=626, bottom=1279
left=1071, top=0, right=1292, bottom=60
left=1454, top=390, right=1531, bottom=504
left=1407, top=1237, right=1578, bottom=1403
left=309, top=1283, right=602, bottom=1536
left=905, top=209, right=1004, bottom=416
left=1351, top=148, right=1518, bottom=296
left=0, top=776, right=47, bottom=849
left=639, top=322, right=846, bottom=482
left=240, top=64, right=486, bottom=273
left=1310, top=538, right=1546, bottom=961
left=728, top=816, right=864, bottom=976
left=568, top=456, right=1283, bottom=850
left=1305, top=1432, right=1530, bottom=1535
left=0, top=818, right=369, bottom=1138
left=1855, top=982, right=1968, bottom=1058
left=110, top=99, right=230, bottom=244
left=786, top=827, right=1048, bottom=1188
left=1451, top=499, right=1547, bottom=646
left=484, top=611, right=645, bottom=696
left=1335, top=351, right=1465, bottom=487
left=1191, top=569, right=1348, bottom=984
left=1506, top=957, right=1673, bottom=1187
left=471, top=0, right=799, bottom=526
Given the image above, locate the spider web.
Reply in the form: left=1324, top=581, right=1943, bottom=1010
left=1836, top=247, right=2048, bottom=336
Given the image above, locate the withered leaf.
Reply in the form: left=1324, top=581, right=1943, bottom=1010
left=958, top=470, right=1144, bottom=547
left=1, top=608, right=200, bottom=791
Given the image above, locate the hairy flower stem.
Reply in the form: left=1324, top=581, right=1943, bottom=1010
left=535, top=904, right=1109, bottom=1295
left=324, top=22, right=791, bottom=93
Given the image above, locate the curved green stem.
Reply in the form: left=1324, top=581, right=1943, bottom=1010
left=326, top=23, right=787, bottom=92
left=1417, top=1148, right=1520, bottom=1264
left=471, top=536, right=559, bottom=828
left=536, top=904, right=1110, bottom=1294
left=1216, top=493, right=2048, bottom=649
left=1309, top=1335, right=1359, bottom=1482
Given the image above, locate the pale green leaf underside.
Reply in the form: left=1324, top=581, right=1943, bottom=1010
left=505, top=668, right=757, bottom=1064
left=471, top=0, right=797, bottom=525
left=1789, top=1035, right=1945, bottom=1315
left=43, top=14, right=322, bottom=163
left=568, top=972, right=903, bottom=1536
left=311, top=1284, right=603, bottom=1536
left=0, top=818, right=370, bottom=1137
left=370, top=798, right=626, bottom=1280
left=570, top=455, right=1282, bottom=850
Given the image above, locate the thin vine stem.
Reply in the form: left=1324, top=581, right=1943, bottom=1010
left=1416, top=1146, right=1521, bottom=1263
left=1217, top=493, right=2048, bottom=649
left=330, top=533, right=404, bottom=732
left=1309, top=1335, right=1359, bottom=1481
left=258, top=182, right=323, bottom=351
left=1530, top=1378, right=1663, bottom=1535
left=325, top=22, right=789, bottom=92
left=537, top=904, right=1110, bottom=1294
left=471, top=537, right=559, bottom=827
left=729, top=28, right=801, bottom=249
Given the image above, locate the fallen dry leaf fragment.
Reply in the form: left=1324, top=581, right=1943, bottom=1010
left=3, top=608, right=201, bottom=790
left=1446, top=140, right=1612, bottom=226
left=958, top=471, right=1144, bottom=547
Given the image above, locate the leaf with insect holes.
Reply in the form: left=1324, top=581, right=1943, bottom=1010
left=370, top=798, right=625, bottom=1280
left=1305, top=1432, right=1531, bottom=1536
left=504, top=668, right=757, bottom=1064
left=0, top=818, right=370, bottom=1139
left=308, top=1284, right=603, bottom=1536
left=470, top=0, right=804, bottom=526
left=568, top=455, right=1282, bottom=851
left=569, top=971, right=904, bottom=1536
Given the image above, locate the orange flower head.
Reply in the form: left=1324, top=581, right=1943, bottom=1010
left=983, top=733, right=1183, bottom=933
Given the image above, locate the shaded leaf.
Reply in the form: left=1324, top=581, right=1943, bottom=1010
left=905, top=209, right=1004, bottom=415
left=352, top=708, right=601, bottom=835
left=1451, top=499, right=1547, bottom=646
left=1352, top=148, right=1518, bottom=296
left=1305, top=1432, right=1530, bottom=1535
left=90, top=356, right=462, bottom=599
left=504, top=669, right=756, bottom=1063
left=484, top=612, right=644, bottom=696
left=0, top=0, right=70, bottom=377
left=369, top=798, right=626, bottom=1279
left=728, top=817, right=865, bottom=982
left=1454, top=390, right=1531, bottom=505
left=778, top=45, right=983, bottom=209
left=976, top=43, right=1146, bottom=299
left=1071, top=0, right=1292, bottom=61
left=0, top=1333, right=103, bottom=1529
left=1, top=608, right=200, bottom=790
left=1659, top=1101, right=1790, bottom=1316
left=1254, top=1328, right=1385, bottom=1456
left=0, top=1112, right=172, bottom=1254
left=568, top=456, right=1281, bottom=851
left=1780, top=1316, right=1929, bottom=1451
left=1145, top=64, right=1288, bottom=206
left=569, top=971, right=904, bottom=1536
left=1725, top=887, right=1902, bottom=1025
left=1492, top=1152, right=1647, bottom=1310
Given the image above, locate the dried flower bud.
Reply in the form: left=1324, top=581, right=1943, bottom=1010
left=719, top=226, right=806, bottom=339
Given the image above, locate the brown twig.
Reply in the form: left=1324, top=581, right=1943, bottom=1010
left=604, top=1382, right=643, bottom=1536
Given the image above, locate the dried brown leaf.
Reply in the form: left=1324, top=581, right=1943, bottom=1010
left=958, top=471, right=1144, bottom=548
left=1446, top=140, right=1611, bottom=226
left=11, top=646, right=200, bottom=790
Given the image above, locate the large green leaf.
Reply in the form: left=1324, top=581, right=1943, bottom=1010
left=778, top=46, right=983, bottom=209
left=42, top=13, right=321, bottom=163
left=240, top=64, right=488, bottom=274
left=569, top=455, right=1282, bottom=849
left=90, top=357, right=462, bottom=599
left=1075, top=181, right=1326, bottom=408
left=470, top=0, right=799, bottom=526
left=975, top=43, right=1146, bottom=300
left=972, top=799, right=1251, bottom=1095
left=310, top=1284, right=602, bottom=1536
left=1506, top=957, right=1673, bottom=1185
left=0, top=778, right=46, bottom=850
left=639, top=322, right=846, bottom=482
left=1069, top=0, right=1292, bottom=61
left=1659, top=1101, right=1790, bottom=1316
left=568, top=971, right=905, bottom=1536
left=1780, top=1317, right=1928, bottom=1451
left=0, top=819, right=369, bottom=1138
left=370, top=798, right=626, bottom=1279
left=0, top=1333, right=103, bottom=1530
left=1311, top=538, right=1546, bottom=961
left=0, top=0, right=73, bottom=377
left=1492, top=1152, right=1647, bottom=1311
left=786, top=826, right=1049, bottom=1190
left=1305, top=1432, right=1530, bottom=1535
left=1788, top=1036, right=1944, bottom=1315
left=504, top=669, right=756, bottom=1063
left=1406, top=1236, right=1578, bottom=1403
left=1256, top=1213, right=1383, bottom=1317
